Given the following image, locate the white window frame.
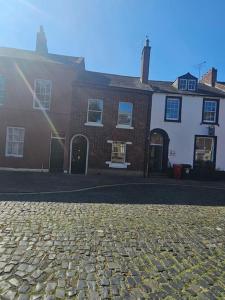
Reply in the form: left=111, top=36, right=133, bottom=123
left=116, top=102, right=133, bottom=129
left=194, top=136, right=215, bottom=164
left=203, top=100, right=217, bottom=123
left=165, top=97, right=181, bottom=121
left=188, top=80, right=196, bottom=91
left=105, top=140, right=131, bottom=168
left=0, top=75, right=5, bottom=105
left=33, top=79, right=52, bottom=110
left=179, top=79, right=187, bottom=90
left=85, top=99, right=103, bottom=127
left=5, top=127, right=25, bottom=158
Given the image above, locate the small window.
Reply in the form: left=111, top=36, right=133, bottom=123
left=202, top=99, right=219, bottom=124
left=111, top=141, right=126, bottom=163
left=87, top=99, right=103, bottom=124
left=5, top=127, right=25, bottom=157
left=34, top=79, right=52, bottom=110
left=0, top=75, right=5, bottom=105
left=179, top=79, right=187, bottom=90
left=194, top=136, right=216, bottom=166
left=188, top=80, right=196, bottom=91
left=165, top=97, right=181, bottom=122
left=117, top=102, right=133, bottom=127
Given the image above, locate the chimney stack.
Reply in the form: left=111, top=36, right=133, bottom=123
left=140, top=37, right=151, bottom=84
left=201, top=67, right=217, bottom=87
left=36, top=26, right=48, bottom=55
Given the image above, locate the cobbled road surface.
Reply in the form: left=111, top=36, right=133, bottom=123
left=0, top=185, right=225, bottom=299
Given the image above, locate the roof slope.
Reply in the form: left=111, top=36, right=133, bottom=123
left=149, top=80, right=225, bottom=98
left=74, top=70, right=153, bottom=92
left=0, top=47, right=84, bottom=67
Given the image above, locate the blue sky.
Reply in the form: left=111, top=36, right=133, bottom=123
left=0, top=0, right=225, bottom=81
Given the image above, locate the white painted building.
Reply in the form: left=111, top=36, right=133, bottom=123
left=149, top=70, right=225, bottom=172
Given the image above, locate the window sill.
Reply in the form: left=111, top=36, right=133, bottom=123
left=164, top=119, right=181, bottom=123
left=116, top=125, right=134, bottom=129
left=5, top=154, right=23, bottom=158
left=105, top=161, right=131, bottom=169
left=84, top=122, right=103, bottom=127
left=33, top=106, right=50, bottom=111
left=201, top=121, right=219, bottom=126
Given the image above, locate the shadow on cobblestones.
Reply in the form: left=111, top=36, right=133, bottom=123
left=0, top=184, right=225, bottom=206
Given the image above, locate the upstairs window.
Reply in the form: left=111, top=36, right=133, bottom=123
left=179, top=79, right=187, bottom=90
left=165, top=96, right=182, bottom=122
left=111, top=141, right=126, bottom=163
left=117, top=102, right=133, bottom=128
left=34, top=79, right=52, bottom=110
left=87, top=99, right=103, bottom=124
left=188, top=80, right=197, bottom=91
left=5, top=127, right=25, bottom=157
left=0, top=75, right=5, bottom=105
left=202, top=99, right=219, bottom=124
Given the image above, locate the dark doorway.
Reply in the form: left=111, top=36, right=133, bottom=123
left=149, top=129, right=169, bottom=174
left=49, top=138, right=65, bottom=173
left=70, top=135, right=88, bottom=174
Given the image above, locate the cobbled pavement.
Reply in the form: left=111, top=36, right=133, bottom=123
left=0, top=201, right=225, bottom=299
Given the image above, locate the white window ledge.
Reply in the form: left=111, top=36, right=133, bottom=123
left=84, top=122, right=103, bottom=127
left=116, top=125, right=134, bottom=129
left=105, top=161, right=131, bottom=169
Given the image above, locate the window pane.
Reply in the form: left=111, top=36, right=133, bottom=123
left=195, top=137, right=214, bottom=162
left=0, top=75, right=5, bottom=104
left=203, top=100, right=217, bottom=122
left=119, top=102, right=133, bottom=113
left=188, top=80, right=196, bottom=90
left=166, top=98, right=180, bottom=120
left=150, top=133, right=163, bottom=145
left=89, top=99, right=103, bottom=111
left=34, top=79, right=51, bottom=110
left=111, top=142, right=126, bottom=163
left=179, top=79, right=187, bottom=90
left=118, top=102, right=133, bottom=126
left=6, top=127, right=25, bottom=157
left=88, top=111, right=102, bottom=123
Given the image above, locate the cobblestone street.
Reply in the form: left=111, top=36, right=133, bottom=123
left=0, top=200, right=225, bottom=299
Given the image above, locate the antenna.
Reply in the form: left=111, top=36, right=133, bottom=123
left=194, top=61, right=206, bottom=81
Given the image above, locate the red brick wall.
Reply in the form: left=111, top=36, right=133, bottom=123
left=0, top=57, right=77, bottom=170
left=70, top=84, right=151, bottom=174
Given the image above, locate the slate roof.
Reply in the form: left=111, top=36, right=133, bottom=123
left=0, top=47, right=84, bottom=67
left=74, top=70, right=154, bottom=92
left=149, top=80, right=225, bottom=98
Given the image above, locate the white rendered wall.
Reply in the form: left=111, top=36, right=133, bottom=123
left=150, top=93, right=225, bottom=170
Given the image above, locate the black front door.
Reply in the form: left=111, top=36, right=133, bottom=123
left=71, top=136, right=87, bottom=174
left=149, top=145, right=163, bottom=172
left=49, top=138, right=64, bottom=173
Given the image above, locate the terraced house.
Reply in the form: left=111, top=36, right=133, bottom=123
left=0, top=27, right=152, bottom=176
left=1, top=27, right=225, bottom=176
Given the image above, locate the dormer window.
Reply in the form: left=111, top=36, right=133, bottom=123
left=176, top=73, right=198, bottom=92
left=179, top=79, right=187, bottom=90
left=188, top=80, right=197, bottom=91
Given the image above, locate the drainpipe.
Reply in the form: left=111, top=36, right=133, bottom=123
left=143, top=92, right=152, bottom=177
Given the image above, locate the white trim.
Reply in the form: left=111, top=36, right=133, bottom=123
left=125, top=141, right=132, bottom=145
left=5, top=127, right=25, bottom=158
left=84, top=122, right=103, bottom=127
left=117, top=101, right=133, bottom=127
left=0, top=167, right=49, bottom=172
left=87, top=99, right=103, bottom=125
left=33, top=79, right=52, bottom=111
left=69, top=134, right=89, bottom=175
left=116, top=125, right=134, bottom=130
left=105, top=162, right=131, bottom=168
left=107, top=140, right=113, bottom=143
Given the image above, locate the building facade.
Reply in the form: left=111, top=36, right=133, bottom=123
left=0, top=27, right=152, bottom=176
left=149, top=71, right=225, bottom=173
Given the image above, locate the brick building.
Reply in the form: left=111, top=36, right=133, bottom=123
left=0, top=27, right=152, bottom=176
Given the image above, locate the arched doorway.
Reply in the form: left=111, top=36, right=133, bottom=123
left=149, top=129, right=169, bottom=173
left=70, top=135, right=89, bottom=174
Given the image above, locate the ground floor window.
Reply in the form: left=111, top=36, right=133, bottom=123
left=5, top=127, right=25, bottom=157
left=111, top=141, right=126, bottom=163
left=194, top=136, right=216, bottom=166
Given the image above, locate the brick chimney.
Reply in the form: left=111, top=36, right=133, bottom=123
left=201, top=67, right=217, bottom=87
left=36, top=26, right=48, bottom=55
left=140, top=37, right=151, bottom=84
